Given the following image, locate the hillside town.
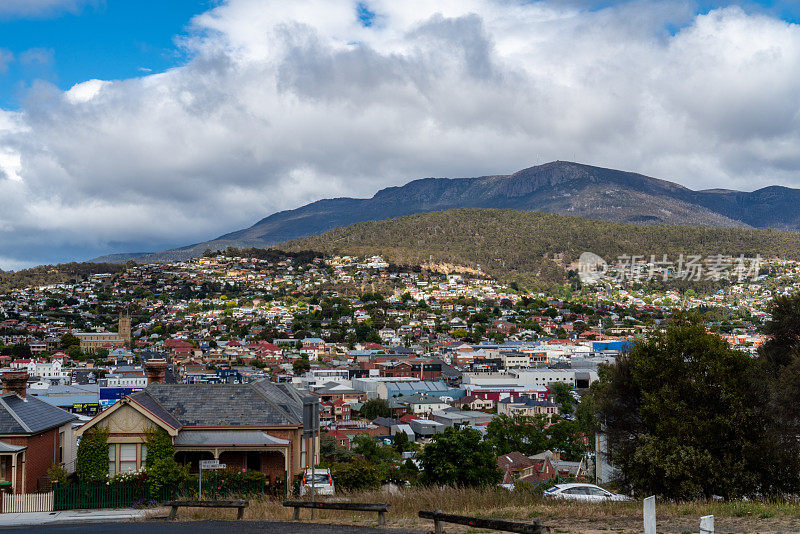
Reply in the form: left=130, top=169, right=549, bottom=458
left=0, top=249, right=791, bottom=502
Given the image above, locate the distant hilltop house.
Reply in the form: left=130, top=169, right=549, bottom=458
left=76, top=362, right=316, bottom=485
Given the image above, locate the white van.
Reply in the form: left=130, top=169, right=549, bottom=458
left=300, top=468, right=335, bottom=496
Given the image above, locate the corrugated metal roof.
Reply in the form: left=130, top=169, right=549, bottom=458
left=0, top=440, right=26, bottom=453
left=33, top=395, right=99, bottom=407
left=173, top=430, right=289, bottom=447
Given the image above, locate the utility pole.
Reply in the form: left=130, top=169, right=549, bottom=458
left=303, top=396, right=320, bottom=517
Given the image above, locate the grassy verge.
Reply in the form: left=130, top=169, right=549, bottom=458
left=175, top=487, right=800, bottom=532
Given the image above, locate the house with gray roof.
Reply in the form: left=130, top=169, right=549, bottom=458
left=0, top=371, right=77, bottom=494
left=76, top=376, right=313, bottom=488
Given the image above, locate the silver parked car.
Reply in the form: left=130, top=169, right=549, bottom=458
left=544, top=483, right=632, bottom=502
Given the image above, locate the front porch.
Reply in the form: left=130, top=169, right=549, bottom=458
left=0, top=443, right=26, bottom=494
left=173, top=430, right=291, bottom=486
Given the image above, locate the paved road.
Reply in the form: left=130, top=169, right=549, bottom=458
left=2, top=521, right=421, bottom=534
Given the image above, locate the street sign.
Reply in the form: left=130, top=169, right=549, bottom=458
left=303, top=396, right=319, bottom=437
left=198, top=459, right=225, bottom=499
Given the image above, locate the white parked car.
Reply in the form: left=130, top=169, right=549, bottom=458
left=299, top=468, right=335, bottom=496
left=544, top=483, right=632, bottom=502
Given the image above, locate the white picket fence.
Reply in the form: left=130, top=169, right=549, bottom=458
left=2, top=491, right=54, bottom=513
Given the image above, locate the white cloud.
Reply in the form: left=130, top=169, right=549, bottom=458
left=64, top=79, right=110, bottom=104
left=2, top=0, right=800, bottom=268
left=0, top=0, right=92, bottom=18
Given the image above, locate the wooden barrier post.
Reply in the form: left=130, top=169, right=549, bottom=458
left=643, top=496, right=656, bottom=534
left=418, top=510, right=548, bottom=534
left=700, top=515, right=714, bottom=534
left=434, top=509, right=443, bottom=534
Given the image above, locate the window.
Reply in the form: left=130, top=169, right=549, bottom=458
left=119, top=444, right=137, bottom=473
left=58, top=431, right=64, bottom=464
left=108, top=445, right=116, bottom=476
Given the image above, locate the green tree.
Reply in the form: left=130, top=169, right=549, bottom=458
left=76, top=426, right=109, bottom=482
left=546, top=420, right=587, bottom=461
left=60, top=333, right=80, bottom=349
left=319, top=434, right=353, bottom=463
left=351, top=435, right=398, bottom=464
left=145, top=426, right=186, bottom=494
left=360, top=398, right=391, bottom=420
left=419, top=427, right=501, bottom=487
left=392, top=431, right=414, bottom=453
left=549, top=382, right=575, bottom=415
left=595, top=314, right=792, bottom=499
left=292, top=355, right=310, bottom=375
left=330, top=459, right=383, bottom=491
left=485, top=413, right=548, bottom=456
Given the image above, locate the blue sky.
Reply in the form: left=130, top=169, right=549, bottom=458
left=0, top=0, right=214, bottom=109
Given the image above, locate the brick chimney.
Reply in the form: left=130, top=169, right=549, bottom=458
left=1, top=371, right=28, bottom=398
left=144, top=359, right=168, bottom=385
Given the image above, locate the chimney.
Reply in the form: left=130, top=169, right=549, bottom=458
left=144, top=359, right=168, bottom=385
left=1, top=371, right=28, bottom=398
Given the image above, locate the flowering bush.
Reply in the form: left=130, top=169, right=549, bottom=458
left=110, top=467, right=147, bottom=484
left=190, top=468, right=267, bottom=498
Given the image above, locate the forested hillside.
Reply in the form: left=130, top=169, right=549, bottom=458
left=282, top=209, right=800, bottom=286
left=0, top=262, right=128, bottom=292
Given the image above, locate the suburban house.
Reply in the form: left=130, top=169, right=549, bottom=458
left=497, top=451, right=557, bottom=484
left=497, top=397, right=559, bottom=421
left=0, top=372, right=77, bottom=494
left=395, top=393, right=450, bottom=416
left=531, top=450, right=590, bottom=479
left=75, top=362, right=316, bottom=487
left=451, top=395, right=495, bottom=411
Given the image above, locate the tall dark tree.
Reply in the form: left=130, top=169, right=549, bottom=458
left=485, top=413, right=548, bottom=456
left=360, top=398, right=391, bottom=420
left=595, top=314, right=798, bottom=499
left=419, top=427, right=501, bottom=487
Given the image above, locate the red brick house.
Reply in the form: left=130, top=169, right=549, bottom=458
left=0, top=372, right=77, bottom=494
left=497, top=451, right=557, bottom=484
left=325, top=431, right=351, bottom=450
left=331, top=400, right=351, bottom=422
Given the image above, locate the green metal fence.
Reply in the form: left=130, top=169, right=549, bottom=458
left=53, top=483, right=177, bottom=511
left=53, top=478, right=270, bottom=510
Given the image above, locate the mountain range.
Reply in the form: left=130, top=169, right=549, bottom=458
left=93, top=161, right=800, bottom=263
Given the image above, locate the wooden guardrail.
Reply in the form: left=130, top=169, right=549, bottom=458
left=283, top=500, right=390, bottom=525
left=165, top=499, right=249, bottom=520
left=419, top=509, right=549, bottom=534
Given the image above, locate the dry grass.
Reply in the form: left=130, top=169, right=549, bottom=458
left=172, top=487, right=800, bottom=533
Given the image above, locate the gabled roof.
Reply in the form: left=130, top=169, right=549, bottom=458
left=128, top=380, right=303, bottom=428
left=497, top=451, right=534, bottom=471
left=0, top=393, right=76, bottom=434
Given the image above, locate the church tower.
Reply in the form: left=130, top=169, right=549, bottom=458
left=118, top=311, right=132, bottom=347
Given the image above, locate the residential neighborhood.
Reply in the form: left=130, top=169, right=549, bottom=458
left=0, top=248, right=793, bottom=514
